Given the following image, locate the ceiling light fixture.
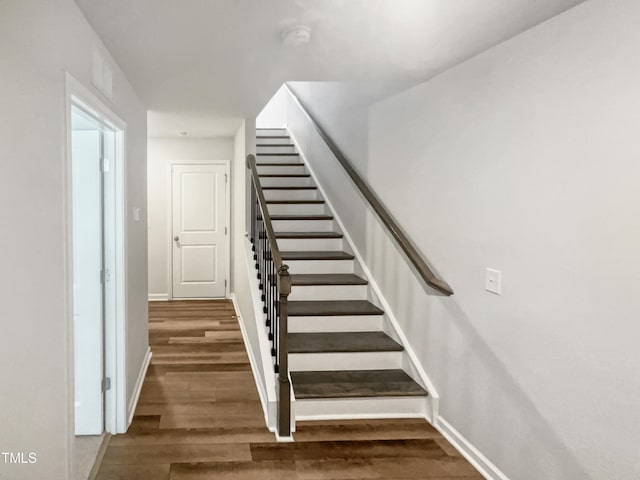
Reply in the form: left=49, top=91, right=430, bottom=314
left=282, top=25, right=311, bottom=47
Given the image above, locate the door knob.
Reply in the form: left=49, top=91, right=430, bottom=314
left=174, top=236, right=179, bottom=242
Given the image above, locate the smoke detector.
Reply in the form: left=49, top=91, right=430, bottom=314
left=282, top=25, right=311, bottom=47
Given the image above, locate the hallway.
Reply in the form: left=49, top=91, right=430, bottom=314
left=95, top=300, right=481, bottom=479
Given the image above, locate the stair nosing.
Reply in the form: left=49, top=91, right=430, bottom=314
left=256, top=153, right=300, bottom=156
left=275, top=231, right=343, bottom=238
left=266, top=200, right=325, bottom=204
left=290, top=274, right=368, bottom=286
left=290, top=369, right=428, bottom=399
left=262, top=186, right=317, bottom=190
left=280, top=251, right=355, bottom=261
left=271, top=215, right=333, bottom=220
left=288, top=332, right=400, bottom=352
left=287, top=300, right=384, bottom=316
left=259, top=174, right=310, bottom=177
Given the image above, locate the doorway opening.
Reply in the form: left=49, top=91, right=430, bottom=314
left=66, top=74, right=127, bottom=478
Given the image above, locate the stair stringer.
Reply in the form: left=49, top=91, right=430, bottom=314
left=287, top=128, right=440, bottom=425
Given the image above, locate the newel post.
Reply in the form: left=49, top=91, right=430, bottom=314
left=276, top=264, right=291, bottom=437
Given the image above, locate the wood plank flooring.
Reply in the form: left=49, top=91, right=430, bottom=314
left=96, top=300, right=482, bottom=480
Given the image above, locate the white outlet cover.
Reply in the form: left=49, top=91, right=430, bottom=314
left=485, top=268, right=501, bottom=294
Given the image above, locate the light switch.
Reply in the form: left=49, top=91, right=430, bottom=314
left=485, top=268, right=501, bottom=294
left=133, top=207, right=140, bottom=222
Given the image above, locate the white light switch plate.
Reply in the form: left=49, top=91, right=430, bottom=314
left=485, top=268, right=501, bottom=294
left=133, top=207, right=140, bottom=222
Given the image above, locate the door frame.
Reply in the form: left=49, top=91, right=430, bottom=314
left=166, top=160, right=231, bottom=299
left=64, top=73, right=128, bottom=445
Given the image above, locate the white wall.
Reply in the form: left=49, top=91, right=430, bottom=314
left=281, top=1, right=640, bottom=478
left=147, top=137, right=234, bottom=297
left=0, top=1, right=148, bottom=478
left=256, top=86, right=288, bottom=129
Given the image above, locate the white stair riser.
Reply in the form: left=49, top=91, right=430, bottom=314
left=268, top=203, right=326, bottom=216
left=257, top=129, right=287, bottom=136
left=272, top=219, right=334, bottom=232
left=284, top=259, right=353, bottom=274
left=257, top=137, right=291, bottom=145
left=289, top=284, right=368, bottom=301
left=263, top=189, right=319, bottom=201
left=294, top=396, right=428, bottom=420
left=289, top=315, right=383, bottom=333
left=257, top=165, right=306, bottom=175
left=257, top=145, right=297, bottom=154
left=289, top=351, right=401, bottom=371
left=255, top=156, right=302, bottom=165
left=277, top=237, right=343, bottom=251
left=259, top=177, right=314, bottom=187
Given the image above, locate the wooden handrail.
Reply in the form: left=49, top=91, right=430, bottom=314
left=284, top=85, right=453, bottom=296
left=247, top=153, right=292, bottom=438
left=247, top=154, right=286, bottom=272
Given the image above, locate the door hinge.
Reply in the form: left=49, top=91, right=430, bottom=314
left=102, top=377, right=111, bottom=392
left=225, top=279, right=227, bottom=288
left=100, top=269, right=111, bottom=283
left=225, top=173, right=228, bottom=184
left=225, top=226, right=228, bottom=235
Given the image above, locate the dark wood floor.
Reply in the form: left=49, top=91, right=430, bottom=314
left=95, top=300, right=481, bottom=479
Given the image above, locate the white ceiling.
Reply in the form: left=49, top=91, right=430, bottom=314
left=75, top=0, right=585, bottom=138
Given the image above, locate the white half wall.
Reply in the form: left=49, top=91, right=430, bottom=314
left=147, top=137, right=234, bottom=297
left=280, top=1, right=640, bottom=478
left=0, top=1, right=148, bottom=478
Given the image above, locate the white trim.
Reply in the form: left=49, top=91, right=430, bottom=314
left=436, top=416, right=511, bottom=480
left=286, top=121, right=440, bottom=422
left=275, top=433, right=295, bottom=442
left=229, top=293, right=270, bottom=427
left=127, top=348, right=152, bottom=427
left=148, top=293, right=169, bottom=302
left=65, top=73, right=128, bottom=445
left=166, top=160, right=231, bottom=299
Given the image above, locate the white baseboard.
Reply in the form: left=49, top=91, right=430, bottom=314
left=148, top=293, right=169, bottom=301
left=127, top=347, right=152, bottom=427
left=275, top=433, right=295, bottom=442
left=436, top=416, right=510, bottom=480
left=229, top=293, right=272, bottom=431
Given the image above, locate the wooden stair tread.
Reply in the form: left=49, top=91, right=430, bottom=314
left=280, top=251, right=354, bottom=261
left=262, top=186, right=317, bottom=190
left=266, top=200, right=325, bottom=205
left=275, top=231, right=342, bottom=239
left=271, top=215, right=333, bottom=221
left=291, top=369, right=428, bottom=399
left=256, top=153, right=299, bottom=156
left=259, top=174, right=310, bottom=177
left=291, top=274, right=367, bottom=286
left=288, top=332, right=401, bottom=353
left=288, top=300, right=383, bottom=316
left=257, top=162, right=303, bottom=166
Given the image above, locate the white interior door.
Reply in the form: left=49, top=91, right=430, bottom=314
left=172, top=164, right=228, bottom=298
left=71, top=109, right=105, bottom=435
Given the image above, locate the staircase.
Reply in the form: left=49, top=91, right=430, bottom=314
left=255, top=128, right=430, bottom=422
